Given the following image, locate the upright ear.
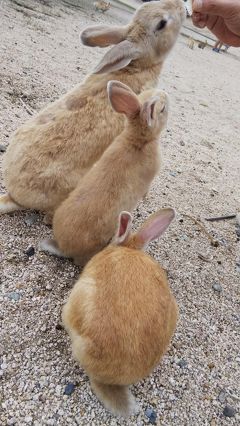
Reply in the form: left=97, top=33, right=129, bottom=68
left=93, top=40, right=141, bottom=74
left=80, top=25, right=127, bottom=48
left=136, top=208, right=176, bottom=249
left=107, top=80, right=140, bottom=118
left=113, top=211, right=132, bottom=245
left=141, top=96, right=160, bottom=127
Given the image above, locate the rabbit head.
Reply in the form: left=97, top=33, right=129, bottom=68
left=81, top=0, right=186, bottom=74
left=112, top=208, right=176, bottom=250
left=107, top=80, right=168, bottom=143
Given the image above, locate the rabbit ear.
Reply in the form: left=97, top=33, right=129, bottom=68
left=114, top=211, right=132, bottom=245
left=80, top=25, right=127, bottom=48
left=141, top=96, right=160, bottom=127
left=94, top=40, right=141, bottom=74
left=136, top=208, right=176, bottom=249
left=107, top=80, right=140, bottom=118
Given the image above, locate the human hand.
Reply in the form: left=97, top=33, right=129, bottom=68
left=192, top=0, right=240, bottom=47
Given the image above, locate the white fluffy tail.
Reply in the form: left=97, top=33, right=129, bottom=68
left=90, top=379, right=138, bottom=418
left=0, top=193, right=24, bottom=214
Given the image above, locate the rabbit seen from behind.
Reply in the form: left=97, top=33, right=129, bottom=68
left=62, top=208, right=178, bottom=417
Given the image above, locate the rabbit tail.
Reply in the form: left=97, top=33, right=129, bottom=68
left=90, top=379, right=138, bottom=418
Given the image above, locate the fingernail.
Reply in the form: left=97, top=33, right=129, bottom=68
left=193, top=0, right=203, bottom=11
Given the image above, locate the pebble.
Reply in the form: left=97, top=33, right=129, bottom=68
left=223, top=405, right=236, bottom=418
left=0, top=144, right=6, bottom=152
left=179, top=140, right=185, bottom=146
left=169, top=171, right=177, bottom=177
left=7, top=292, right=21, bottom=302
left=24, top=213, right=38, bottom=226
left=218, top=389, right=227, bottom=403
left=25, top=246, right=35, bottom=257
left=212, top=283, right=222, bottom=293
left=1, top=362, right=8, bottom=370
left=177, top=359, right=187, bottom=368
left=145, top=407, right=157, bottom=425
left=64, top=382, right=75, bottom=395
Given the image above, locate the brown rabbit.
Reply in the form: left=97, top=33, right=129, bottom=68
left=0, top=0, right=185, bottom=220
left=39, top=80, right=168, bottom=265
left=62, top=208, right=178, bottom=417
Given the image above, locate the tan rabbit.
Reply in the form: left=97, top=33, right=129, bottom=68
left=0, top=0, right=185, bottom=220
left=39, top=80, right=168, bottom=265
left=62, top=208, right=178, bottom=417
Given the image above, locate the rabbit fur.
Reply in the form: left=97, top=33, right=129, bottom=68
left=62, top=208, right=178, bottom=417
left=0, top=0, right=185, bottom=219
left=39, top=80, right=169, bottom=265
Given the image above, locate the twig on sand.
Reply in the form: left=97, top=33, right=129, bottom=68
left=182, top=213, right=219, bottom=247
left=205, top=214, right=236, bottom=222
left=19, top=97, right=34, bottom=116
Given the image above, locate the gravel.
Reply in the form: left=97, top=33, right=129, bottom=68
left=0, top=0, right=239, bottom=425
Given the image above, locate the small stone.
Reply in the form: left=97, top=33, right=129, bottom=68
left=212, top=283, right=222, bottom=293
left=7, top=418, right=17, bottom=425
left=1, top=362, right=8, bottom=370
left=169, top=171, right=177, bottom=177
left=25, top=246, right=35, bottom=257
left=7, top=292, right=20, bottom=302
left=218, top=389, right=227, bottom=403
left=0, top=144, right=6, bottom=152
left=24, top=416, right=33, bottom=424
left=64, top=382, right=75, bottom=395
left=236, top=262, right=240, bottom=273
left=24, top=213, right=38, bottom=226
left=208, top=362, right=215, bottom=370
left=179, top=140, right=185, bottom=146
left=177, top=359, right=187, bottom=368
left=223, top=405, right=236, bottom=418
left=145, top=408, right=157, bottom=425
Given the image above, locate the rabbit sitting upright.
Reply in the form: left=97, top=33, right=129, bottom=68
left=39, top=80, right=168, bottom=265
left=0, top=0, right=185, bottom=221
left=62, top=208, right=178, bottom=417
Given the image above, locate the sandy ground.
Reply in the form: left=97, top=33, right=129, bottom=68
left=0, top=1, right=240, bottom=425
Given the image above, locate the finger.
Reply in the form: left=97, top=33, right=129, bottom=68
left=193, top=0, right=236, bottom=18
left=192, top=12, right=207, bottom=27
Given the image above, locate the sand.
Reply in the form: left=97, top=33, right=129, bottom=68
left=0, top=1, right=239, bottom=425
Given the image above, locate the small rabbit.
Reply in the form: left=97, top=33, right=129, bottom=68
left=0, top=0, right=185, bottom=221
left=94, top=1, right=111, bottom=13
left=62, top=208, right=178, bottom=417
left=39, top=80, right=168, bottom=265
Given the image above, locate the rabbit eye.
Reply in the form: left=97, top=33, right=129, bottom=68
left=156, top=19, right=167, bottom=31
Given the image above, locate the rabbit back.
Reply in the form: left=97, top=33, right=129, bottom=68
left=63, top=245, right=178, bottom=385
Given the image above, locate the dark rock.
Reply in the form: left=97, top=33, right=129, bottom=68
left=145, top=408, right=157, bottom=425
left=64, top=383, right=75, bottom=396
left=212, top=283, right=222, bottom=293
left=223, top=405, right=236, bottom=418
left=0, top=144, right=6, bottom=153
left=24, top=213, right=38, bottom=226
left=25, top=246, right=35, bottom=257
left=177, top=359, right=187, bottom=368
